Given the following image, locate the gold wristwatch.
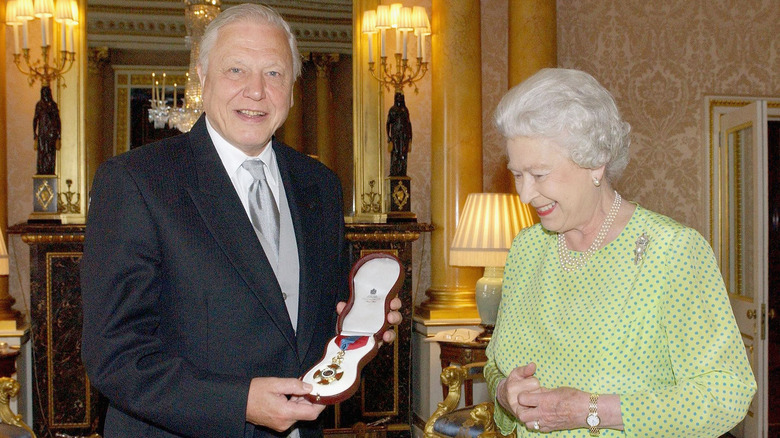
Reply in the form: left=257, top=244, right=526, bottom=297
left=586, top=393, right=601, bottom=436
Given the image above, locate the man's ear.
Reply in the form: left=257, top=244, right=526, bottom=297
left=197, top=65, right=205, bottom=88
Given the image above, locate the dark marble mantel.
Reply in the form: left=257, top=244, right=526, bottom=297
left=8, top=222, right=100, bottom=438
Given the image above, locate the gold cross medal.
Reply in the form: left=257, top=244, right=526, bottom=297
left=313, top=336, right=365, bottom=385
left=313, top=364, right=343, bottom=385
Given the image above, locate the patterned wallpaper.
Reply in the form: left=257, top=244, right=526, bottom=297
left=408, top=0, right=779, bottom=305
left=556, top=0, right=779, bottom=234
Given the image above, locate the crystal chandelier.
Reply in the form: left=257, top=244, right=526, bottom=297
left=149, top=0, right=220, bottom=132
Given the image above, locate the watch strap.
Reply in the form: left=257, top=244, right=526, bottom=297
left=588, top=393, right=600, bottom=436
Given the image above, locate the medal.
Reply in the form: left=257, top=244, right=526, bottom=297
left=313, top=336, right=368, bottom=385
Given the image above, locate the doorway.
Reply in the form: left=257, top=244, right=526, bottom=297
left=768, top=120, right=779, bottom=438
left=711, top=98, right=780, bottom=437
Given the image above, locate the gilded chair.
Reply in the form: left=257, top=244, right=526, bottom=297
left=424, top=362, right=513, bottom=438
left=0, top=377, right=34, bottom=438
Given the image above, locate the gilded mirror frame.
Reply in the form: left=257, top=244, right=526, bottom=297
left=351, top=0, right=385, bottom=222
left=54, top=0, right=87, bottom=224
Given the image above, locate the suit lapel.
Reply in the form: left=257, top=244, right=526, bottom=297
left=184, top=117, right=297, bottom=351
left=274, top=141, right=324, bottom=360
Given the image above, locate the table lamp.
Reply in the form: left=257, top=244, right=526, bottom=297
left=449, top=193, right=537, bottom=341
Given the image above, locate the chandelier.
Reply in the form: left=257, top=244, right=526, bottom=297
left=149, top=0, right=220, bottom=132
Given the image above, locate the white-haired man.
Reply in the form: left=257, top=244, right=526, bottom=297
left=82, top=4, right=401, bottom=437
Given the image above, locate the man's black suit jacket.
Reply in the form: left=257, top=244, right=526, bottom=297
left=81, top=116, right=349, bottom=438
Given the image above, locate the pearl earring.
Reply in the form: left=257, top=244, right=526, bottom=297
left=593, top=177, right=601, bottom=187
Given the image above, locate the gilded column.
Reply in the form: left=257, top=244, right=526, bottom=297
left=280, top=79, right=304, bottom=152
left=417, top=0, right=482, bottom=320
left=312, top=53, right=340, bottom=170
left=86, top=47, right=109, bottom=192
left=508, top=0, right=557, bottom=88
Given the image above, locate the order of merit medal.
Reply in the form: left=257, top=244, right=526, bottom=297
left=300, top=253, right=405, bottom=404
left=313, top=336, right=368, bottom=385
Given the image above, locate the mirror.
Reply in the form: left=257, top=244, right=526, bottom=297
left=85, top=0, right=362, bottom=215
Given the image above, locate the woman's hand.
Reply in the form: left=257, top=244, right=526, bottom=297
left=513, top=386, right=590, bottom=432
left=495, top=363, right=541, bottom=419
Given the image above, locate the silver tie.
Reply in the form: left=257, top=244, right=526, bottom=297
left=242, top=160, right=280, bottom=257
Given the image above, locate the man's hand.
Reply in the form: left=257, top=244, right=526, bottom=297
left=336, top=297, right=402, bottom=344
left=245, top=377, right=326, bottom=432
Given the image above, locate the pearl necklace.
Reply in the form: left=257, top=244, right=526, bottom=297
left=557, top=191, right=622, bottom=272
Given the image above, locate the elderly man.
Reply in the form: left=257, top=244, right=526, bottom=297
left=81, top=4, right=401, bottom=438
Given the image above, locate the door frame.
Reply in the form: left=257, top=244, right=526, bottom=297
left=707, top=96, right=780, bottom=437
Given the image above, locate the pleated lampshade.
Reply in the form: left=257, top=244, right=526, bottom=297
left=449, top=193, right=537, bottom=268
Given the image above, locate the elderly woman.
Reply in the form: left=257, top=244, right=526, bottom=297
left=484, top=68, right=756, bottom=437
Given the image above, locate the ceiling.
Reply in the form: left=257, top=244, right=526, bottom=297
left=86, top=0, right=353, bottom=54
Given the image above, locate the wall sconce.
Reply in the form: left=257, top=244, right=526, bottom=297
left=362, top=4, right=429, bottom=93
left=6, top=0, right=79, bottom=86
left=6, top=0, right=79, bottom=220
left=361, top=3, right=430, bottom=222
left=449, top=193, right=537, bottom=342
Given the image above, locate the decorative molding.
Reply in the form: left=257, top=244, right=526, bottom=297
left=86, top=0, right=352, bottom=53
left=20, top=235, right=85, bottom=244
left=87, top=47, right=110, bottom=73
left=346, top=232, right=422, bottom=243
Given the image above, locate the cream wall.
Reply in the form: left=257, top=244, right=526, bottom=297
left=5, top=30, right=41, bottom=320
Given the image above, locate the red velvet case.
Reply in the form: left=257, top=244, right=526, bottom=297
left=301, top=252, right=404, bottom=404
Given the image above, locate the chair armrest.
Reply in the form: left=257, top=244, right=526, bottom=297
left=424, top=361, right=486, bottom=438
left=464, top=402, right=502, bottom=438
left=0, top=378, right=35, bottom=438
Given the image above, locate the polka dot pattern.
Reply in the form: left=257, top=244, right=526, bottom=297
left=485, top=205, right=756, bottom=437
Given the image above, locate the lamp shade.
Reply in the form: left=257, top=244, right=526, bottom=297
left=397, top=7, right=413, bottom=31
left=411, top=6, right=428, bottom=31
left=33, top=0, right=54, bottom=18
left=361, top=9, right=377, bottom=34
left=449, top=193, right=537, bottom=268
left=375, top=5, right=391, bottom=29
left=6, top=0, right=21, bottom=25
left=389, top=3, right=402, bottom=28
left=15, top=0, right=35, bottom=20
left=54, top=0, right=74, bottom=23
left=69, top=0, right=78, bottom=24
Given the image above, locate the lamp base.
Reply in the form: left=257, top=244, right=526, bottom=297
left=475, top=266, right=504, bottom=339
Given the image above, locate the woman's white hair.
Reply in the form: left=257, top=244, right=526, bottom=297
left=494, top=68, right=631, bottom=184
left=198, top=3, right=302, bottom=79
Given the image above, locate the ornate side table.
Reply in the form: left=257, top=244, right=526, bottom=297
left=438, top=340, right=488, bottom=406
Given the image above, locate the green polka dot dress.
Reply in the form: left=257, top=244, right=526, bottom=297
left=485, top=205, right=756, bottom=437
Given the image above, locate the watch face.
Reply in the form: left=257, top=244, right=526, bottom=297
left=587, top=414, right=601, bottom=427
